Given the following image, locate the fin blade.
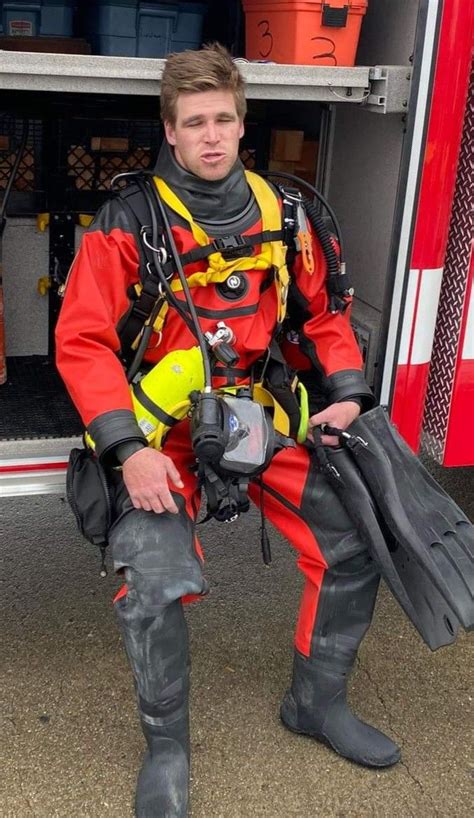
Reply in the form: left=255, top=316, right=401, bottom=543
left=345, top=407, right=474, bottom=631
left=326, top=448, right=461, bottom=650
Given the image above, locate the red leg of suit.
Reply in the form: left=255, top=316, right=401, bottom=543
left=248, top=441, right=378, bottom=660
left=248, top=444, right=328, bottom=657
left=159, top=426, right=371, bottom=659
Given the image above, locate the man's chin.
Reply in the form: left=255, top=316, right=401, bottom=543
left=197, top=160, right=233, bottom=181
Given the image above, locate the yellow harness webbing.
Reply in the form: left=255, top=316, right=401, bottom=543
left=154, top=170, right=289, bottom=325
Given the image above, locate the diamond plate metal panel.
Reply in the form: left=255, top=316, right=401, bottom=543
left=422, top=66, right=474, bottom=461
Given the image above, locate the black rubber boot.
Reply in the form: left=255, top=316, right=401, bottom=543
left=136, top=704, right=189, bottom=818
left=115, top=590, right=190, bottom=817
left=281, top=554, right=401, bottom=768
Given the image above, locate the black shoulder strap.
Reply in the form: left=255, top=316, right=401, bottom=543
left=117, top=181, right=158, bottom=284
left=115, top=178, right=165, bottom=360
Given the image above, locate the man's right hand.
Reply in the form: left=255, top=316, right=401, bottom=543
left=122, top=447, right=184, bottom=514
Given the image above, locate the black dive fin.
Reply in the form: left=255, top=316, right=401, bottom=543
left=338, top=406, right=473, bottom=633
left=324, top=446, right=462, bottom=651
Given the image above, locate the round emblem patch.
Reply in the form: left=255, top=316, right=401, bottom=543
left=216, top=272, right=249, bottom=301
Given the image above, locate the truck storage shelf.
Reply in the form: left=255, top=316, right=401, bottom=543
left=0, top=437, right=79, bottom=498
left=0, top=53, right=409, bottom=112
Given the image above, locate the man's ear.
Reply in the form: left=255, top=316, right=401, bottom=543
left=239, top=120, right=245, bottom=140
left=164, top=121, right=176, bottom=146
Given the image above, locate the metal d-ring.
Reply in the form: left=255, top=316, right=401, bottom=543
left=141, top=229, right=168, bottom=263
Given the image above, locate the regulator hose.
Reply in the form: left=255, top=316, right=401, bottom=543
left=302, top=194, right=352, bottom=313
left=258, top=170, right=353, bottom=313
left=257, top=169, right=344, bottom=257
left=302, top=194, right=339, bottom=277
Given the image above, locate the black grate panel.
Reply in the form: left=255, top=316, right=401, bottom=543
left=239, top=146, right=257, bottom=170
left=64, top=118, right=161, bottom=192
left=0, top=356, right=83, bottom=441
left=0, top=117, right=43, bottom=192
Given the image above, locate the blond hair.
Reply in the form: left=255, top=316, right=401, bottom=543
left=160, top=43, right=247, bottom=125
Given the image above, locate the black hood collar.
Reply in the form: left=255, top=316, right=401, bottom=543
left=154, top=140, right=251, bottom=223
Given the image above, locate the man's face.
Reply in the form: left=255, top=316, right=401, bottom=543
left=164, top=89, right=245, bottom=181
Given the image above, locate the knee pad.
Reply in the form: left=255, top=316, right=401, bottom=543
left=109, top=493, right=208, bottom=605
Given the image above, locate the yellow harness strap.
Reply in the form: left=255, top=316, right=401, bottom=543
left=154, top=171, right=289, bottom=325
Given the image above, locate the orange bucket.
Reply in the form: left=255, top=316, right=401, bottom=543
left=243, top=0, right=368, bottom=67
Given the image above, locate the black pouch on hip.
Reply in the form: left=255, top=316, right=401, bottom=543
left=66, top=446, right=113, bottom=547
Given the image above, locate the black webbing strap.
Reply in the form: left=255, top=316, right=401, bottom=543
left=118, top=184, right=156, bottom=283
left=198, top=464, right=250, bottom=523
left=162, top=228, right=284, bottom=276
left=133, top=380, right=181, bottom=428
left=211, top=364, right=253, bottom=386
left=116, top=183, right=165, bottom=358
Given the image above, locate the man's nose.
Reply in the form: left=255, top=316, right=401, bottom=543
left=204, top=121, right=219, bottom=143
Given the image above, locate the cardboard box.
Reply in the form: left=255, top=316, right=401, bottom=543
left=268, top=141, right=319, bottom=183
left=268, top=159, right=297, bottom=175
left=296, top=140, right=318, bottom=170
left=270, top=130, right=304, bottom=162
left=294, top=140, right=319, bottom=183
left=90, top=137, right=130, bottom=153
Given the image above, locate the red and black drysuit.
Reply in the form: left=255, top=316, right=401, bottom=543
left=56, top=169, right=398, bottom=810
left=56, top=177, right=373, bottom=648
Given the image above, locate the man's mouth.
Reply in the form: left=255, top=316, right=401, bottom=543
left=201, top=152, right=226, bottom=163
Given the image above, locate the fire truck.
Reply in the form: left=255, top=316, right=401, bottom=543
left=0, top=0, right=472, bottom=497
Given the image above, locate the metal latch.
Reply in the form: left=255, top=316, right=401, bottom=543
left=365, top=66, right=411, bottom=115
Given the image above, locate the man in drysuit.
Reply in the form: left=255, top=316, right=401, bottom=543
left=56, top=44, right=400, bottom=818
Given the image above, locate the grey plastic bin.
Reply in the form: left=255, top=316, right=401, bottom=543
left=87, top=0, right=207, bottom=57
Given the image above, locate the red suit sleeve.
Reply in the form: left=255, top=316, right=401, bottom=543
left=55, top=200, right=140, bottom=427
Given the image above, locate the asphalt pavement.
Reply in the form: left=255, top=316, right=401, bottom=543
left=1, top=458, right=472, bottom=817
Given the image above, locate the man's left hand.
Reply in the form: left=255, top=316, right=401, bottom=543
left=308, top=401, right=361, bottom=447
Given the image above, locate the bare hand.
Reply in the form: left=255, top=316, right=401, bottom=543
left=122, top=447, right=184, bottom=514
left=308, top=400, right=361, bottom=447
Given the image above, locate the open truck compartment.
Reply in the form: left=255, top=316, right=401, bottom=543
left=0, top=78, right=406, bottom=439
left=0, top=0, right=422, bottom=443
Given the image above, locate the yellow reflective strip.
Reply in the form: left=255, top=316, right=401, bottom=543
left=252, top=383, right=290, bottom=437
left=152, top=301, right=169, bottom=334
left=36, top=212, right=50, bottom=232
left=296, top=382, right=309, bottom=444
left=245, top=171, right=281, bottom=231
left=84, top=431, right=95, bottom=450
left=170, top=268, right=229, bottom=290
left=245, top=171, right=289, bottom=324
left=154, top=177, right=209, bottom=246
